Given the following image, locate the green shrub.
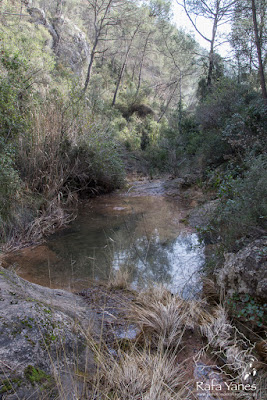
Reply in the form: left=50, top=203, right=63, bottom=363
left=78, top=127, right=125, bottom=191
left=0, top=141, right=22, bottom=219
left=227, top=293, right=267, bottom=328
left=192, top=80, right=266, bottom=170
left=211, top=155, right=267, bottom=249
left=0, top=70, right=28, bottom=140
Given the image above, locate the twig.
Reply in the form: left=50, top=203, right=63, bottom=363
left=0, top=360, right=13, bottom=370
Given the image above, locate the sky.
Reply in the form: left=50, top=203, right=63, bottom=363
left=172, top=1, right=233, bottom=58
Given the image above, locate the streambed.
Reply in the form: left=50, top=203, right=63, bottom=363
left=2, top=178, right=205, bottom=297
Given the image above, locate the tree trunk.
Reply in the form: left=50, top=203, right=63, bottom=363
left=157, top=83, right=178, bottom=122
left=251, top=0, right=267, bottom=102
left=83, top=40, right=98, bottom=93
left=135, top=32, right=151, bottom=97
left=207, top=2, right=219, bottom=87
left=112, top=46, right=131, bottom=106
left=112, top=26, right=140, bottom=106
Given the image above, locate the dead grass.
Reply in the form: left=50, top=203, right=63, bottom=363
left=107, top=267, right=132, bottom=290
left=132, top=293, right=187, bottom=348
left=132, top=285, right=213, bottom=349
left=197, top=305, right=267, bottom=398
left=99, top=349, right=192, bottom=400
left=201, top=277, right=221, bottom=305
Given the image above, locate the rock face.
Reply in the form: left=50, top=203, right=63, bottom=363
left=51, top=16, right=90, bottom=76
left=216, top=239, right=267, bottom=301
left=28, top=7, right=90, bottom=76
left=0, top=267, right=97, bottom=398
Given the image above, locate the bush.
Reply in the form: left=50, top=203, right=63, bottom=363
left=211, top=155, right=267, bottom=250
left=0, top=141, right=22, bottom=219
left=16, top=100, right=125, bottom=199
left=192, top=80, right=266, bottom=169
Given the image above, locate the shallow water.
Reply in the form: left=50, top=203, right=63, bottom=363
left=3, top=180, right=205, bottom=296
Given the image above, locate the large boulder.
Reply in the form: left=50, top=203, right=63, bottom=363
left=28, top=8, right=90, bottom=76
left=216, top=238, right=267, bottom=301
left=0, top=267, right=97, bottom=398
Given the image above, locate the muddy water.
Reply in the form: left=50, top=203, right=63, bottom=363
left=2, top=179, right=205, bottom=297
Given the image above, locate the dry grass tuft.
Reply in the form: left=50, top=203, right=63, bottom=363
left=136, top=284, right=175, bottom=305
left=131, top=285, right=208, bottom=349
left=98, top=349, right=191, bottom=400
left=197, top=305, right=267, bottom=399
left=107, top=267, right=132, bottom=290
left=255, top=340, right=267, bottom=363
left=24, top=198, right=76, bottom=243
left=201, top=277, right=221, bottom=305
left=132, top=296, right=187, bottom=348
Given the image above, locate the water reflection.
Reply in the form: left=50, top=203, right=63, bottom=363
left=112, top=230, right=204, bottom=297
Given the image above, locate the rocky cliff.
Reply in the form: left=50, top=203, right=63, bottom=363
left=27, top=7, right=90, bottom=76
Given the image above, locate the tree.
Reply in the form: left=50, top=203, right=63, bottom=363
left=112, top=21, right=142, bottom=105
left=231, top=0, right=267, bottom=101
left=251, top=0, right=267, bottom=101
left=178, top=0, right=237, bottom=87
left=83, top=0, right=126, bottom=92
left=155, top=22, right=199, bottom=121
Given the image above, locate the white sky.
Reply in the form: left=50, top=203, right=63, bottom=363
left=172, top=1, right=233, bottom=58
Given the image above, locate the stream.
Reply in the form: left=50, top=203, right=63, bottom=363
left=2, top=178, right=205, bottom=297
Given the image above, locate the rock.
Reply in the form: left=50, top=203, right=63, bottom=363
left=0, top=267, right=98, bottom=398
left=51, top=16, right=90, bottom=75
left=27, top=7, right=58, bottom=48
left=194, top=362, right=226, bottom=400
left=189, top=200, right=218, bottom=230
left=216, top=238, right=267, bottom=301
left=27, top=8, right=90, bottom=76
left=181, top=174, right=197, bottom=188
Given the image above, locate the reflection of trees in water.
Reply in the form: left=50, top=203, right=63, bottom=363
left=112, top=231, right=204, bottom=292
left=113, top=233, right=175, bottom=286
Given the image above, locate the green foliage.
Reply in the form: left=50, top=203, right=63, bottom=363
left=111, top=114, right=142, bottom=150
left=0, top=19, right=54, bottom=76
left=0, top=141, right=22, bottom=219
left=210, top=155, right=267, bottom=249
left=78, top=125, right=125, bottom=190
left=222, top=97, right=267, bottom=155
left=181, top=121, right=204, bottom=156
left=24, top=365, right=51, bottom=386
left=0, top=380, right=12, bottom=394
left=0, top=59, right=28, bottom=139
left=227, top=293, right=267, bottom=328
left=189, top=79, right=266, bottom=171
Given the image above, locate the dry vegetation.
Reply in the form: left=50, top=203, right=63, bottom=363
left=49, top=284, right=266, bottom=400
left=1, top=273, right=266, bottom=399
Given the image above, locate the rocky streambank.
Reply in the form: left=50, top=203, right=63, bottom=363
left=1, top=265, right=266, bottom=400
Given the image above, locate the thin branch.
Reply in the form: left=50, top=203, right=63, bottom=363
left=177, top=0, right=211, bottom=42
